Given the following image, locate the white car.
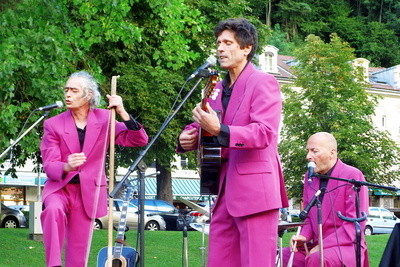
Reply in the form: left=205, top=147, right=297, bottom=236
left=95, top=200, right=166, bottom=231
left=365, top=207, right=400, bottom=235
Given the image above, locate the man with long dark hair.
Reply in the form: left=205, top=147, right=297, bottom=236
left=178, top=18, right=288, bottom=266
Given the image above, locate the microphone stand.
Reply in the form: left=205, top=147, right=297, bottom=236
left=313, top=173, right=399, bottom=267
left=179, top=208, right=191, bottom=267
left=0, top=111, right=50, bottom=160
left=110, top=72, right=212, bottom=266
left=316, top=190, right=324, bottom=267
left=301, top=187, right=325, bottom=267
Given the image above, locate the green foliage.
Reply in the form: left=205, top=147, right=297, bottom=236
left=251, top=0, right=400, bottom=67
left=279, top=34, right=400, bottom=199
left=0, top=0, right=255, bottom=178
left=268, top=24, right=300, bottom=56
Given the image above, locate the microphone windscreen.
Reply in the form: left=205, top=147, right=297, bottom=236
left=56, top=101, right=64, bottom=108
left=307, top=162, right=316, bottom=169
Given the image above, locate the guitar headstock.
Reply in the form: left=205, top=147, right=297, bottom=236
left=202, top=71, right=220, bottom=105
left=123, top=186, right=134, bottom=202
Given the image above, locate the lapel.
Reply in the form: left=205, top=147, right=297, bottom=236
left=63, top=110, right=80, bottom=154
left=62, top=109, right=104, bottom=156
left=321, top=159, right=343, bottom=225
left=82, top=109, right=103, bottom=157
left=222, top=63, right=255, bottom=125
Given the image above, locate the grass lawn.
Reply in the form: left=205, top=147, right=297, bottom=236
left=0, top=228, right=390, bottom=266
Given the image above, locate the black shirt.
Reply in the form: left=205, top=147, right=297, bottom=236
left=69, top=115, right=141, bottom=184
left=319, top=160, right=338, bottom=202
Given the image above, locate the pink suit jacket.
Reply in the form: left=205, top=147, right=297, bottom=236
left=180, top=63, right=288, bottom=216
left=301, top=159, right=369, bottom=266
left=40, top=108, right=148, bottom=219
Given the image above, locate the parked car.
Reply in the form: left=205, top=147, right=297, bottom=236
left=1, top=202, right=27, bottom=228
left=365, top=207, right=400, bottom=235
left=130, top=199, right=190, bottom=231
left=188, top=201, right=212, bottom=226
left=280, top=208, right=292, bottom=223
left=95, top=200, right=166, bottom=231
left=8, top=205, right=30, bottom=212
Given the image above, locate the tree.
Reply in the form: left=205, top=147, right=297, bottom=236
left=0, top=0, right=207, bottom=202
left=0, top=0, right=265, bottom=203
left=279, top=33, right=400, bottom=199
left=275, top=0, right=311, bottom=40
left=0, top=0, right=144, bottom=175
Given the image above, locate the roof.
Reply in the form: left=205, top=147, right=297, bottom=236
left=370, top=188, right=400, bottom=196
left=274, top=55, right=400, bottom=93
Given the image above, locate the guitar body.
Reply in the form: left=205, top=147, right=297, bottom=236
left=199, top=135, right=221, bottom=195
left=198, top=73, right=221, bottom=195
left=98, top=186, right=137, bottom=267
left=97, top=246, right=137, bottom=267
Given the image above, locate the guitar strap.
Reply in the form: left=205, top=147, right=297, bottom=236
left=115, top=238, right=129, bottom=246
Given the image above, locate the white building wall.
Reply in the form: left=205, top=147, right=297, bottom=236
left=368, top=89, right=400, bottom=145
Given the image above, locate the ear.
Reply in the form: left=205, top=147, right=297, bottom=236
left=243, top=45, right=252, bottom=57
left=330, top=148, right=337, bottom=159
left=87, top=90, right=93, bottom=99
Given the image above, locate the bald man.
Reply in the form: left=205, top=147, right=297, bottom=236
left=282, top=132, right=369, bottom=267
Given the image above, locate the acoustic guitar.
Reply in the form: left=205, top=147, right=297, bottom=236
left=198, top=72, right=221, bottom=195
left=97, top=186, right=137, bottom=267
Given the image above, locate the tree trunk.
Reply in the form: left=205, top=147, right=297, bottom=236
left=379, top=0, right=384, bottom=23
left=266, top=0, right=272, bottom=26
left=155, top=160, right=173, bottom=204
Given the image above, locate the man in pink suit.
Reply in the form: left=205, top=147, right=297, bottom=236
left=283, top=132, right=369, bottom=266
left=40, top=71, right=148, bottom=267
left=177, top=18, right=288, bottom=266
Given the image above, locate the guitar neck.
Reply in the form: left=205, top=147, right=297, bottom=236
left=113, top=189, right=132, bottom=259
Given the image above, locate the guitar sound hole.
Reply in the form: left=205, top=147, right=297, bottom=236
left=112, top=259, right=123, bottom=267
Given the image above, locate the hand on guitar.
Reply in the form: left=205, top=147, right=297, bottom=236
left=192, top=102, right=221, bottom=136
left=179, top=128, right=198, bottom=151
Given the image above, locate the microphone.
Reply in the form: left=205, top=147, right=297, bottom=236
left=307, top=162, right=316, bottom=183
left=186, top=55, right=217, bottom=81
left=34, top=101, right=64, bottom=111
left=299, top=189, right=322, bottom=220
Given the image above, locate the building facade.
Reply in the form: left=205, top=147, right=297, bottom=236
left=260, top=45, right=400, bottom=210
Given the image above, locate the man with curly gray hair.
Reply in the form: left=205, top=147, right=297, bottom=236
left=40, top=71, right=148, bottom=267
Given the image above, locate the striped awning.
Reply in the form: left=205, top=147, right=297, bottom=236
left=144, top=177, right=210, bottom=201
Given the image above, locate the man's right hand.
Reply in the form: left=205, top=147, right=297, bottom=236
left=179, top=128, right=198, bottom=151
left=64, top=152, right=87, bottom=173
left=289, top=234, right=307, bottom=252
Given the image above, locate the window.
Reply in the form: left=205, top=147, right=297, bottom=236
left=368, top=208, right=380, bottom=218
left=266, top=52, right=274, bottom=72
left=180, top=157, right=188, bottom=168
left=382, top=210, right=395, bottom=220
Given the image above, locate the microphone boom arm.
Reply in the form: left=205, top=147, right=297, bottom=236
left=110, top=76, right=207, bottom=198
left=0, top=111, right=50, bottom=160
left=314, top=173, right=399, bottom=192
